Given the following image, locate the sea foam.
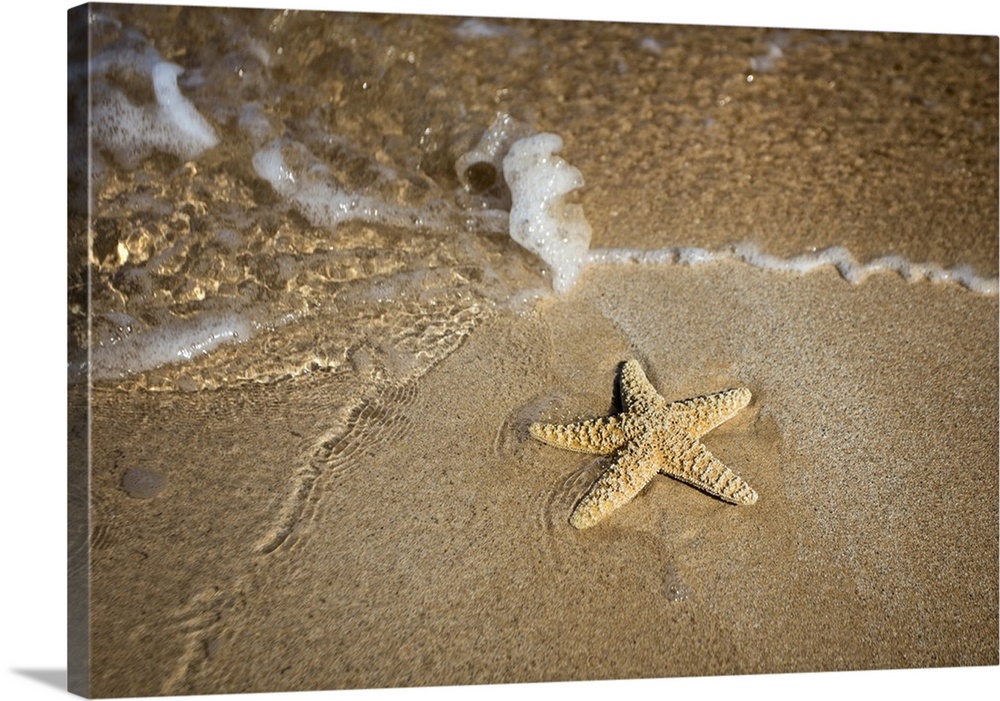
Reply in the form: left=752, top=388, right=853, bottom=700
left=588, top=243, right=999, bottom=295
left=252, top=138, right=508, bottom=235
left=455, top=112, right=529, bottom=194
left=92, top=60, right=219, bottom=167
left=82, top=313, right=255, bottom=383
left=503, top=133, right=593, bottom=293
left=250, top=139, right=388, bottom=230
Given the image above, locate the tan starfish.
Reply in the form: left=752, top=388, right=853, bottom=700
left=530, top=360, right=757, bottom=529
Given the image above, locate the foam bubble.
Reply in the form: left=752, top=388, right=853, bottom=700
left=588, top=243, right=999, bottom=294
left=503, top=134, right=593, bottom=293
left=639, top=37, right=664, bottom=55
left=92, top=60, right=219, bottom=167
left=150, top=62, right=220, bottom=156
left=453, top=18, right=515, bottom=40
left=85, top=313, right=254, bottom=383
left=455, top=112, right=529, bottom=194
left=252, top=139, right=396, bottom=229
left=256, top=139, right=482, bottom=236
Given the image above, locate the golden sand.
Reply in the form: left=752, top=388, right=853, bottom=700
left=69, top=7, right=998, bottom=697
left=80, top=262, right=997, bottom=695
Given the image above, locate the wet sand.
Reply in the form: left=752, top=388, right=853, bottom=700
left=82, top=261, right=997, bottom=696
left=66, top=5, right=999, bottom=698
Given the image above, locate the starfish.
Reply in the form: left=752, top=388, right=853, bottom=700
left=530, top=360, right=757, bottom=529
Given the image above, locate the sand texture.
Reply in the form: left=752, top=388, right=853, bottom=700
left=81, top=264, right=997, bottom=696
left=69, top=6, right=998, bottom=697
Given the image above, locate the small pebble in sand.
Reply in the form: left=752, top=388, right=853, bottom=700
left=122, top=468, right=167, bottom=499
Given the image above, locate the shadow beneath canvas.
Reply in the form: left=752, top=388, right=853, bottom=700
left=12, top=668, right=67, bottom=691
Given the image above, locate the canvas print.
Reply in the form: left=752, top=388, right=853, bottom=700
left=68, top=3, right=998, bottom=698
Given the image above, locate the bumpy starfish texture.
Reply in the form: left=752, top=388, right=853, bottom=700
left=530, top=360, right=757, bottom=529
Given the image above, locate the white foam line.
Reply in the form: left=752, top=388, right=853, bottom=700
left=77, top=313, right=255, bottom=384
left=587, top=243, right=999, bottom=295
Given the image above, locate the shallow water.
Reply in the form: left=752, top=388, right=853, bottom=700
left=70, top=5, right=999, bottom=696
left=69, top=5, right=998, bottom=392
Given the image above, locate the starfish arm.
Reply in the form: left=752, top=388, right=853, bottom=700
left=619, top=359, right=665, bottom=413
left=529, top=415, right=626, bottom=455
left=569, top=440, right=660, bottom=529
left=670, top=387, right=751, bottom=437
left=657, top=431, right=757, bottom=505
